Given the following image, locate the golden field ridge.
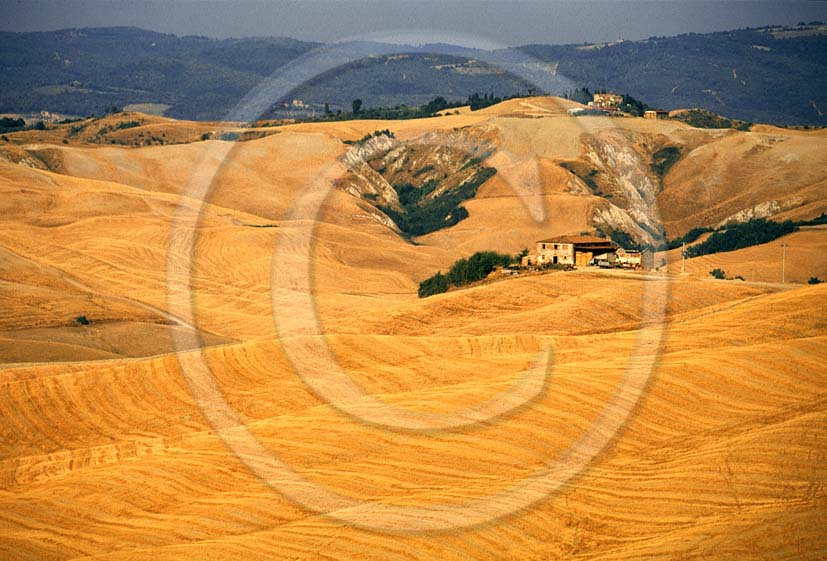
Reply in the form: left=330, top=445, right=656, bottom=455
left=0, top=96, right=825, bottom=560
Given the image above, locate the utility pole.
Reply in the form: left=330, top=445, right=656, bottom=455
left=681, top=242, right=686, bottom=274
left=781, top=243, right=788, bottom=284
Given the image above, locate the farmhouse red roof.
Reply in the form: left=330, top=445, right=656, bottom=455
left=537, top=235, right=613, bottom=245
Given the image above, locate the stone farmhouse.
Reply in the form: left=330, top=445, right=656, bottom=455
left=522, top=235, right=617, bottom=268
left=522, top=235, right=655, bottom=270
left=589, top=92, right=624, bottom=110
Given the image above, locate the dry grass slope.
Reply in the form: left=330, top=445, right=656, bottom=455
left=0, top=98, right=825, bottom=560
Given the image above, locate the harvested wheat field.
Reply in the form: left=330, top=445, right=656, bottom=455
left=1, top=97, right=825, bottom=560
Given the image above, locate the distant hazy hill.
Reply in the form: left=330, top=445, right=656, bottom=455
left=515, top=25, right=827, bottom=126
left=0, top=27, right=320, bottom=120
left=2, top=24, right=826, bottom=124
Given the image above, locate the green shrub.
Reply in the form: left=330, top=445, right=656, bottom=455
left=710, top=268, right=726, bottom=279
left=673, top=109, right=735, bottom=129
left=559, top=161, right=600, bottom=192
left=418, top=271, right=450, bottom=297
left=419, top=251, right=515, bottom=297
left=808, top=277, right=823, bottom=285
left=75, top=315, right=90, bottom=325
left=651, top=146, right=681, bottom=178
left=114, top=120, right=141, bottom=130
left=610, top=230, right=640, bottom=250
left=354, top=129, right=395, bottom=146
left=413, top=164, right=435, bottom=177
left=0, top=117, right=25, bottom=133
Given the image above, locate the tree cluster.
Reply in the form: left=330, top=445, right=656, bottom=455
left=563, top=87, right=593, bottom=105
left=797, top=213, right=827, bottom=226
left=617, top=93, right=648, bottom=116
left=672, top=109, right=751, bottom=130
left=345, top=128, right=395, bottom=146
left=418, top=251, right=516, bottom=297
left=467, top=91, right=530, bottom=111
left=596, top=228, right=642, bottom=251
left=378, top=167, right=496, bottom=238
left=316, top=97, right=465, bottom=123
left=651, top=146, right=682, bottom=179
left=686, top=218, right=797, bottom=258
left=0, top=117, right=26, bottom=133
left=665, top=226, right=712, bottom=250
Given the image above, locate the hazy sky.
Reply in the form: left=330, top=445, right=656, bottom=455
left=3, top=1, right=827, bottom=46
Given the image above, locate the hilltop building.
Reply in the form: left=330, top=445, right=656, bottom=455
left=522, top=235, right=617, bottom=268
left=522, top=234, right=655, bottom=270
left=644, top=109, right=669, bottom=120
left=589, top=92, right=624, bottom=110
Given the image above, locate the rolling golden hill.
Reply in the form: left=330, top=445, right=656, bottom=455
left=0, top=97, right=824, bottom=560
